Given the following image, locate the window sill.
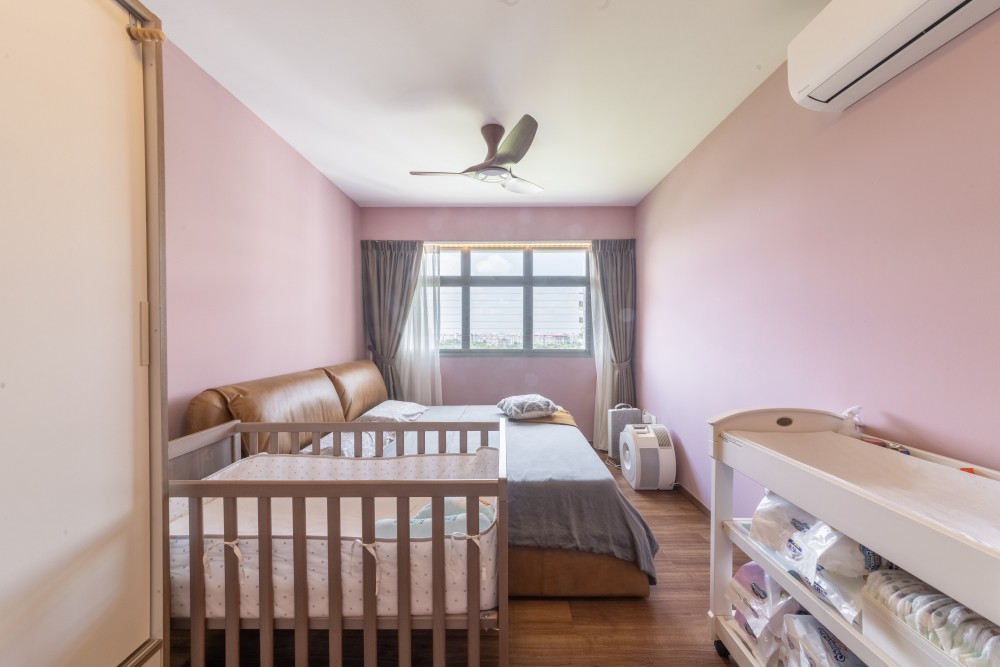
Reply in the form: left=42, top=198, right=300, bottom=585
left=440, top=350, right=593, bottom=359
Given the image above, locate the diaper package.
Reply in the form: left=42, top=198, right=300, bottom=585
left=734, top=610, right=783, bottom=667
left=806, top=567, right=865, bottom=627
left=749, top=491, right=889, bottom=625
left=779, top=614, right=866, bottom=667
left=749, top=491, right=889, bottom=580
left=727, top=562, right=802, bottom=636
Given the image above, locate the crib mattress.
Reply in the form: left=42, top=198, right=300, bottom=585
left=169, top=449, right=499, bottom=619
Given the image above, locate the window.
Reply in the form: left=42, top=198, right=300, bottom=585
left=439, top=245, right=591, bottom=355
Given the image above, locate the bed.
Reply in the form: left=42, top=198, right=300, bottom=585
left=410, top=404, right=658, bottom=594
left=168, top=418, right=507, bottom=667
left=178, top=360, right=658, bottom=599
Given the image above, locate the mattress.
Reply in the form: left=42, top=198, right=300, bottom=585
left=169, top=449, right=500, bottom=619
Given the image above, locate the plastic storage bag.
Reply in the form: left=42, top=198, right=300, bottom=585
left=779, top=614, right=866, bottom=667
left=749, top=491, right=888, bottom=580
left=727, top=562, right=801, bottom=636
left=734, top=610, right=783, bottom=667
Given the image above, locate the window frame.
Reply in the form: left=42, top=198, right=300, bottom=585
left=440, top=245, right=593, bottom=357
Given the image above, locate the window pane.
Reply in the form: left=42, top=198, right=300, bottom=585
left=470, top=286, right=523, bottom=350
left=533, top=286, right=587, bottom=350
left=440, top=286, right=462, bottom=349
left=471, top=250, right=523, bottom=276
left=533, top=249, right=587, bottom=277
left=440, top=249, right=462, bottom=277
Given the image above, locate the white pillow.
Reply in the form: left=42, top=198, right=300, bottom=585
left=496, top=394, right=560, bottom=420
left=354, top=400, right=427, bottom=423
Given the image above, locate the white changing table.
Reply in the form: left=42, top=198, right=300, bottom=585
left=707, top=408, right=1000, bottom=667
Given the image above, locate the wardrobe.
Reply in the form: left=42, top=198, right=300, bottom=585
left=0, top=1, right=165, bottom=665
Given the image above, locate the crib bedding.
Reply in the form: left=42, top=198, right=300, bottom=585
left=169, top=449, right=500, bottom=619
left=415, top=405, right=659, bottom=582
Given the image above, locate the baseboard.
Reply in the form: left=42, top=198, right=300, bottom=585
left=676, top=484, right=710, bottom=517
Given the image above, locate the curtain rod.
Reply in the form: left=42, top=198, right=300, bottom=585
left=430, top=242, right=592, bottom=250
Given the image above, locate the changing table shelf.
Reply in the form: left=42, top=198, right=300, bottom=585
left=707, top=408, right=1000, bottom=667
left=722, top=519, right=897, bottom=666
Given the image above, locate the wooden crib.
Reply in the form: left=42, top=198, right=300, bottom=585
left=167, top=419, right=508, bottom=667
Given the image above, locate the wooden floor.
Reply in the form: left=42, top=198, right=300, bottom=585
left=501, top=467, right=735, bottom=667
left=170, top=461, right=740, bottom=666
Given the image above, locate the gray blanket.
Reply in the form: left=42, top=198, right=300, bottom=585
left=417, top=405, right=659, bottom=583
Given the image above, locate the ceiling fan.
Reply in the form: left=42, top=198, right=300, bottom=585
left=410, top=114, right=542, bottom=193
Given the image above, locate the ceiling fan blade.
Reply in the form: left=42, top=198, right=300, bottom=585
left=491, top=114, right=538, bottom=168
left=409, top=170, right=471, bottom=177
left=502, top=175, right=543, bottom=194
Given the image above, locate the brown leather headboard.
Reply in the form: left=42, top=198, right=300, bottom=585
left=184, top=360, right=390, bottom=453
left=185, top=368, right=347, bottom=453
left=320, top=360, right=388, bottom=422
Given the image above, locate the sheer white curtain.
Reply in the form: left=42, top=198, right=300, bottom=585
left=591, top=252, right=614, bottom=451
left=398, top=245, right=443, bottom=405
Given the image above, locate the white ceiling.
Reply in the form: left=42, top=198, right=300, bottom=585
left=145, top=0, right=829, bottom=207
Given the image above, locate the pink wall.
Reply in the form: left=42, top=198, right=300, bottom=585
left=362, top=206, right=635, bottom=440
left=635, top=15, right=1000, bottom=513
left=164, top=43, right=365, bottom=437
left=362, top=206, right=634, bottom=243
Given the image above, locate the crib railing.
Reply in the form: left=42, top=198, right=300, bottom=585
left=167, top=420, right=508, bottom=667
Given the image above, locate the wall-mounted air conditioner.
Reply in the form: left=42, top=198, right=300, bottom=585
left=788, top=0, right=1000, bottom=111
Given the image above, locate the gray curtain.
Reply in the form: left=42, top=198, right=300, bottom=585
left=592, top=239, right=637, bottom=407
left=361, top=240, right=424, bottom=400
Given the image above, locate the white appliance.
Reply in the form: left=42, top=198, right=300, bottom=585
left=620, top=424, right=676, bottom=491
left=607, top=403, right=641, bottom=461
left=788, top=0, right=1000, bottom=111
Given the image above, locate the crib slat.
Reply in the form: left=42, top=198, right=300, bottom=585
left=395, top=428, right=404, bottom=454
left=312, top=431, right=322, bottom=455
left=418, top=430, right=426, bottom=455
left=479, top=430, right=488, bottom=451
left=375, top=430, right=384, bottom=457
left=396, top=496, right=412, bottom=667
left=258, top=497, right=275, bottom=667
left=353, top=429, right=362, bottom=457
left=498, top=493, right=509, bottom=667
left=362, top=497, right=377, bottom=667
left=249, top=431, right=259, bottom=456
left=466, top=495, right=481, bottom=667
left=333, top=431, right=342, bottom=457
left=188, top=498, right=206, bottom=667
left=223, top=497, right=240, bottom=667
left=432, top=496, right=446, bottom=667
left=327, top=497, right=343, bottom=667
left=460, top=430, right=468, bottom=454
left=292, top=497, right=309, bottom=667
left=437, top=430, right=445, bottom=454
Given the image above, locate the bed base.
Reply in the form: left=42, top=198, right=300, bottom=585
left=509, top=547, right=650, bottom=598
left=168, top=420, right=508, bottom=667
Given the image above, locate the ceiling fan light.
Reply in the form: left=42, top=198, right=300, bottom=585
left=476, top=166, right=510, bottom=183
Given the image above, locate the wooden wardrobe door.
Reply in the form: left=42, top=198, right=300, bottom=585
left=0, top=1, right=160, bottom=665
